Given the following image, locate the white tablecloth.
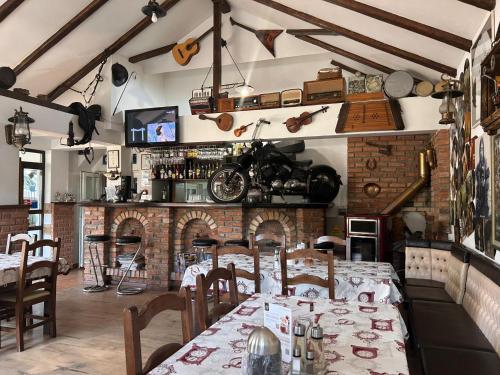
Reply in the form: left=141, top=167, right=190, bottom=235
left=181, top=255, right=403, bottom=305
left=150, top=294, right=409, bottom=375
left=0, top=253, right=70, bottom=286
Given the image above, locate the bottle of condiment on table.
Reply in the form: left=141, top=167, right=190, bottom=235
left=305, top=351, right=315, bottom=374
left=293, top=323, right=306, bottom=368
left=311, top=324, right=325, bottom=373
left=291, top=346, right=302, bottom=374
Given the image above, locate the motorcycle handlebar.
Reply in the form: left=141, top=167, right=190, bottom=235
left=259, top=120, right=271, bottom=124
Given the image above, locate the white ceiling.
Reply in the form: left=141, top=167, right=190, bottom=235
left=0, top=0, right=493, bottom=98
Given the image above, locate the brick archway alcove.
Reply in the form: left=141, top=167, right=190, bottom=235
left=175, top=211, right=218, bottom=253
left=248, top=210, right=296, bottom=248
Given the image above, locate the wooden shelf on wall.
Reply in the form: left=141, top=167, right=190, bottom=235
left=481, top=108, right=500, bottom=135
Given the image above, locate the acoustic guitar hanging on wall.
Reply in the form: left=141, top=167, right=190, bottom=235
left=172, top=27, right=214, bottom=66
left=230, top=17, right=282, bottom=57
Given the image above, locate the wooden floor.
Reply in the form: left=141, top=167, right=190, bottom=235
left=0, top=270, right=183, bottom=375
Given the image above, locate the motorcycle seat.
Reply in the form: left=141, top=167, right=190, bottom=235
left=293, top=159, right=313, bottom=167
left=274, top=140, right=305, bottom=154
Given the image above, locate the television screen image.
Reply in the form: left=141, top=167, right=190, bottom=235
left=125, top=106, right=178, bottom=147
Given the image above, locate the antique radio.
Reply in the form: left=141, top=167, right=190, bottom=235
left=217, top=97, right=235, bottom=112
left=317, top=67, right=342, bottom=80
left=189, top=88, right=213, bottom=115
left=234, top=95, right=260, bottom=111
left=259, top=92, right=281, bottom=109
left=281, top=89, right=302, bottom=107
left=303, top=78, right=345, bottom=105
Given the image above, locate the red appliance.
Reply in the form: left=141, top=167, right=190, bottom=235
left=346, top=215, right=392, bottom=262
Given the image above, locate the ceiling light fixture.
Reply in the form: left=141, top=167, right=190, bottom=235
left=141, top=1, right=166, bottom=23
left=222, top=39, right=254, bottom=96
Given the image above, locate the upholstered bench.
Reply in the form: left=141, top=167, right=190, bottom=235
left=411, top=253, right=500, bottom=375
left=405, top=243, right=469, bottom=304
left=404, top=240, right=451, bottom=288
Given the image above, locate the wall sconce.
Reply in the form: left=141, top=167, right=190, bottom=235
left=5, top=107, right=33, bottom=152
left=431, top=74, right=463, bottom=125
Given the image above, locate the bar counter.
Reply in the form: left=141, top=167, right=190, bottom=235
left=80, top=200, right=327, bottom=289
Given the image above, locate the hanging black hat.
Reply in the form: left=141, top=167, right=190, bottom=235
left=0, top=67, right=16, bottom=89
left=111, top=63, right=128, bottom=87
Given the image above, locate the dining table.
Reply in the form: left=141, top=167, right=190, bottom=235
left=149, top=293, right=409, bottom=375
left=181, top=254, right=403, bottom=305
left=0, top=253, right=70, bottom=287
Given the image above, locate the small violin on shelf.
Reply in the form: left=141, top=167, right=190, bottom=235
left=234, top=122, right=254, bottom=137
left=283, top=106, right=329, bottom=133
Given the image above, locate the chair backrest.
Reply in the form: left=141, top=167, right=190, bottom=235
left=123, top=287, right=194, bottom=375
left=196, top=263, right=238, bottom=332
left=280, top=248, right=335, bottom=299
left=5, top=233, right=38, bottom=255
left=461, top=254, right=500, bottom=356
left=17, top=238, right=61, bottom=302
left=251, top=233, right=286, bottom=254
left=213, top=245, right=260, bottom=295
left=429, top=241, right=451, bottom=282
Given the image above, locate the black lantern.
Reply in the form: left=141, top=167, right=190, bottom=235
left=5, top=107, right=34, bottom=151
left=141, top=1, right=166, bottom=23
left=431, top=74, right=463, bottom=125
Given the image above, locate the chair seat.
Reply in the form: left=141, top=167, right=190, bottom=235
left=405, top=278, right=445, bottom=288
left=116, top=236, right=142, bottom=245
left=0, top=290, right=51, bottom=303
left=192, top=238, right=217, bottom=247
left=313, top=241, right=335, bottom=250
left=421, top=346, right=500, bottom=375
left=411, top=300, right=495, bottom=352
left=85, top=234, right=111, bottom=242
left=224, top=239, right=249, bottom=247
left=405, top=285, right=454, bottom=303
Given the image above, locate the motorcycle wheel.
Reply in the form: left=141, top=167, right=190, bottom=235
left=207, top=163, right=250, bottom=203
left=308, top=165, right=342, bottom=203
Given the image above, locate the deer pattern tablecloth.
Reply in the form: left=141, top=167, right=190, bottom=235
left=149, top=294, right=409, bottom=375
left=181, top=255, right=403, bottom=305
left=0, top=253, right=70, bottom=286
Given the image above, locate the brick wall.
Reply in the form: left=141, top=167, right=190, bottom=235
left=51, top=203, right=76, bottom=266
left=347, top=131, right=450, bottom=240
left=0, top=205, right=29, bottom=252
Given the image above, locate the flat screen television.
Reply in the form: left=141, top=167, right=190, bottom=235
left=125, top=106, right=179, bottom=147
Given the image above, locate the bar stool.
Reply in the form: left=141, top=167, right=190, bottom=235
left=83, top=234, right=110, bottom=293
left=224, top=239, right=249, bottom=248
left=116, top=235, right=144, bottom=295
left=192, top=238, right=218, bottom=262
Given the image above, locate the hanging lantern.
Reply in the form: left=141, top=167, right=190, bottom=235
left=431, top=74, right=463, bottom=125
left=5, top=107, right=33, bottom=151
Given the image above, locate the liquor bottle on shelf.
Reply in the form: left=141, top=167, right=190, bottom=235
left=160, top=164, right=166, bottom=179
left=195, top=162, right=201, bottom=179
left=188, top=161, right=194, bottom=179
left=167, top=164, right=173, bottom=179
left=178, top=164, right=184, bottom=180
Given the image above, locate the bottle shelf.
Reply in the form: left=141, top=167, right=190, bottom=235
left=149, top=178, right=209, bottom=182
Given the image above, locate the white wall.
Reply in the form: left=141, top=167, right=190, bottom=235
left=0, top=144, right=19, bottom=204
left=44, top=150, right=70, bottom=203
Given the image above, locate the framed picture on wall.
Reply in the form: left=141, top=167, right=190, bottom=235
left=107, top=150, right=119, bottom=169
left=141, top=153, right=151, bottom=170
left=492, top=134, right=500, bottom=251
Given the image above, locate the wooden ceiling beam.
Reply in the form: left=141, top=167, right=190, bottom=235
left=47, top=0, right=181, bottom=101
left=287, top=28, right=339, bottom=36
left=252, top=0, right=457, bottom=76
left=0, top=0, right=24, bottom=23
left=323, top=0, right=471, bottom=51
left=14, top=0, right=110, bottom=76
left=294, top=34, right=394, bottom=74
left=457, top=0, right=495, bottom=11
left=129, top=43, right=177, bottom=63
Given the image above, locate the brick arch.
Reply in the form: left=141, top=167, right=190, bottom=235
left=247, top=210, right=296, bottom=247
left=110, top=210, right=150, bottom=233
left=175, top=211, right=218, bottom=252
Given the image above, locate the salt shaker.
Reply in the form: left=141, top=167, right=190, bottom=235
left=311, top=324, right=325, bottom=373
left=305, top=351, right=315, bottom=374
left=293, top=323, right=306, bottom=367
left=291, top=346, right=302, bottom=374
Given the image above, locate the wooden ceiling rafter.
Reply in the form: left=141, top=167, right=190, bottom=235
left=252, top=0, right=457, bottom=76
left=287, top=28, right=339, bottom=36
left=0, top=0, right=24, bottom=23
left=47, top=0, right=182, bottom=102
left=457, top=0, right=496, bottom=11
left=14, top=0, right=110, bottom=76
left=294, top=34, right=394, bottom=74
left=322, top=0, right=471, bottom=51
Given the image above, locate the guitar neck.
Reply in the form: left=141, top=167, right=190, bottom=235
left=194, top=27, right=214, bottom=44
left=230, top=17, right=256, bottom=35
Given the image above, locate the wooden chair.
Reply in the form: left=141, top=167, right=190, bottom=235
left=280, top=248, right=335, bottom=300
left=0, top=238, right=61, bottom=352
left=5, top=233, right=38, bottom=255
left=251, top=233, right=286, bottom=253
left=310, top=235, right=347, bottom=259
left=123, top=287, right=194, bottom=375
left=213, top=245, right=260, bottom=301
left=196, top=263, right=238, bottom=332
